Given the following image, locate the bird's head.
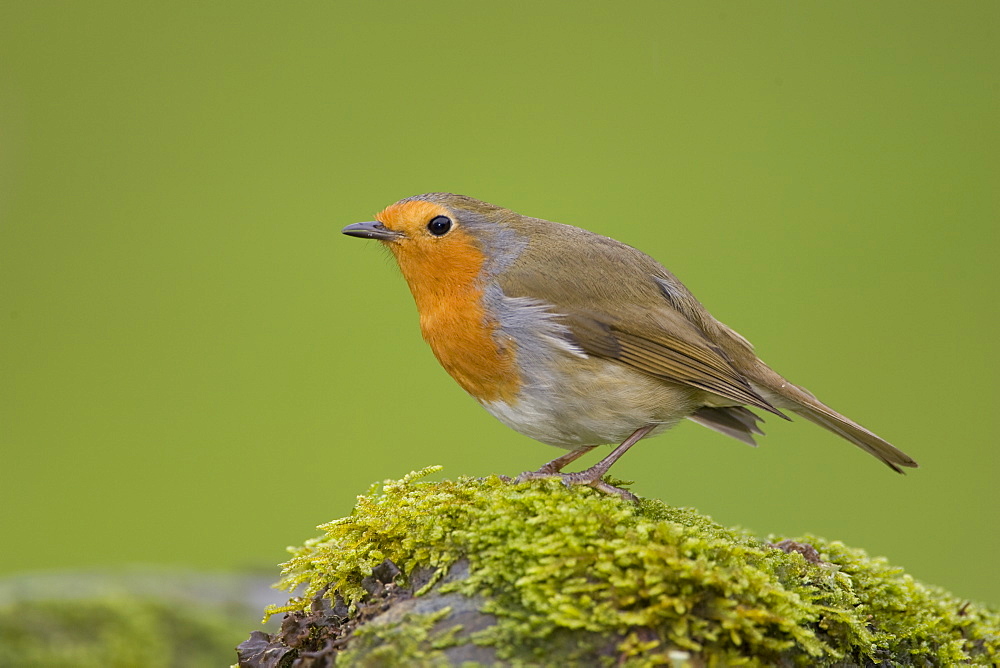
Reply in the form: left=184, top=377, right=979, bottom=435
left=342, top=193, right=525, bottom=298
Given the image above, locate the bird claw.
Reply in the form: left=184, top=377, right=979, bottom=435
left=510, top=469, right=639, bottom=503
left=587, top=478, right=639, bottom=503
left=559, top=470, right=639, bottom=503
left=512, top=469, right=556, bottom=485
left=508, top=428, right=651, bottom=503
left=511, top=462, right=567, bottom=484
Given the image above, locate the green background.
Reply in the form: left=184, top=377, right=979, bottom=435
left=2, top=0, right=998, bottom=608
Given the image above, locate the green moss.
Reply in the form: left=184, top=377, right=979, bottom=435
left=0, top=571, right=274, bottom=668
left=0, top=597, right=242, bottom=668
left=266, top=467, right=999, bottom=665
left=334, top=607, right=457, bottom=667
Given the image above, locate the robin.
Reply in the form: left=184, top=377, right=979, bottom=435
left=343, top=193, right=917, bottom=500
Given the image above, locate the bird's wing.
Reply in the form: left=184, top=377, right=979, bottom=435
left=495, top=223, right=782, bottom=415
left=561, top=308, right=784, bottom=416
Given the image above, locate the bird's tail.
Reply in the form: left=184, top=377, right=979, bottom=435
left=754, top=369, right=918, bottom=473
left=789, top=401, right=917, bottom=473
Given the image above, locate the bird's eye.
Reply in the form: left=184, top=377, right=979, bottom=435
left=426, top=216, right=452, bottom=236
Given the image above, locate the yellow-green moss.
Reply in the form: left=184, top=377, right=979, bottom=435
left=266, top=467, right=999, bottom=666
left=0, top=597, right=243, bottom=667
left=0, top=570, right=275, bottom=668
left=334, top=607, right=457, bottom=667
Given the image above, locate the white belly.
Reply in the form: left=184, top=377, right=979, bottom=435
left=482, top=354, right=699, bottom=449
left=478, top=289, right=702, bottom=448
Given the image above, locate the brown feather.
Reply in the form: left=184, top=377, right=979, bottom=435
left=689, top=406, right=765, bottom=446
left=497, top=220, right=783, bottom=416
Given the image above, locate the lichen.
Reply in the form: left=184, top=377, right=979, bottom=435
left=263, top=467, right=999, bottom=665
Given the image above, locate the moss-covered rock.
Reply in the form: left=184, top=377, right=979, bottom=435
left=242, top=467, right=999, bottom=666
left=0, top=570, right=276, bottom=668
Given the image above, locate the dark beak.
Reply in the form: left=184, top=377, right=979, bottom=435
left=342, top=221, right=403, bottom=241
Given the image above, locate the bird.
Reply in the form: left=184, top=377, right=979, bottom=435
left=342, top=193, right=917, bottom=501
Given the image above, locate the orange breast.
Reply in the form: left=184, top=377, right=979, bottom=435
left=416, top=285, right=522, bottom=403
left=379, top=201, right=521, bottom=403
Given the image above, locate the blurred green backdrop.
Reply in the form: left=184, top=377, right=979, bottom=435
left=2, top=0, right=997, bottom=608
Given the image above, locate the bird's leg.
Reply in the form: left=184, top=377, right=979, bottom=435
left=526, top=446, right=597, bottom=476
left=559, top=424, right=655, bottom=501
left=497, top=448, right=595, bottom=483
left=513, top=425, right=656, bottom=502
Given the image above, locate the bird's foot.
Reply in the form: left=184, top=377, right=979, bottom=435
left=512, top=469, right=555, bottom=484
left=528, top=460, right=565, bottom=476
left=512, top=467, right=639, bottom=503
left=558, top=468, right=639, bottom=503
left=507, top=446, right=599, bottom=489
left=510, top=426, right=656, bottom=503
left=520, top=446, right=595, bottom=477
